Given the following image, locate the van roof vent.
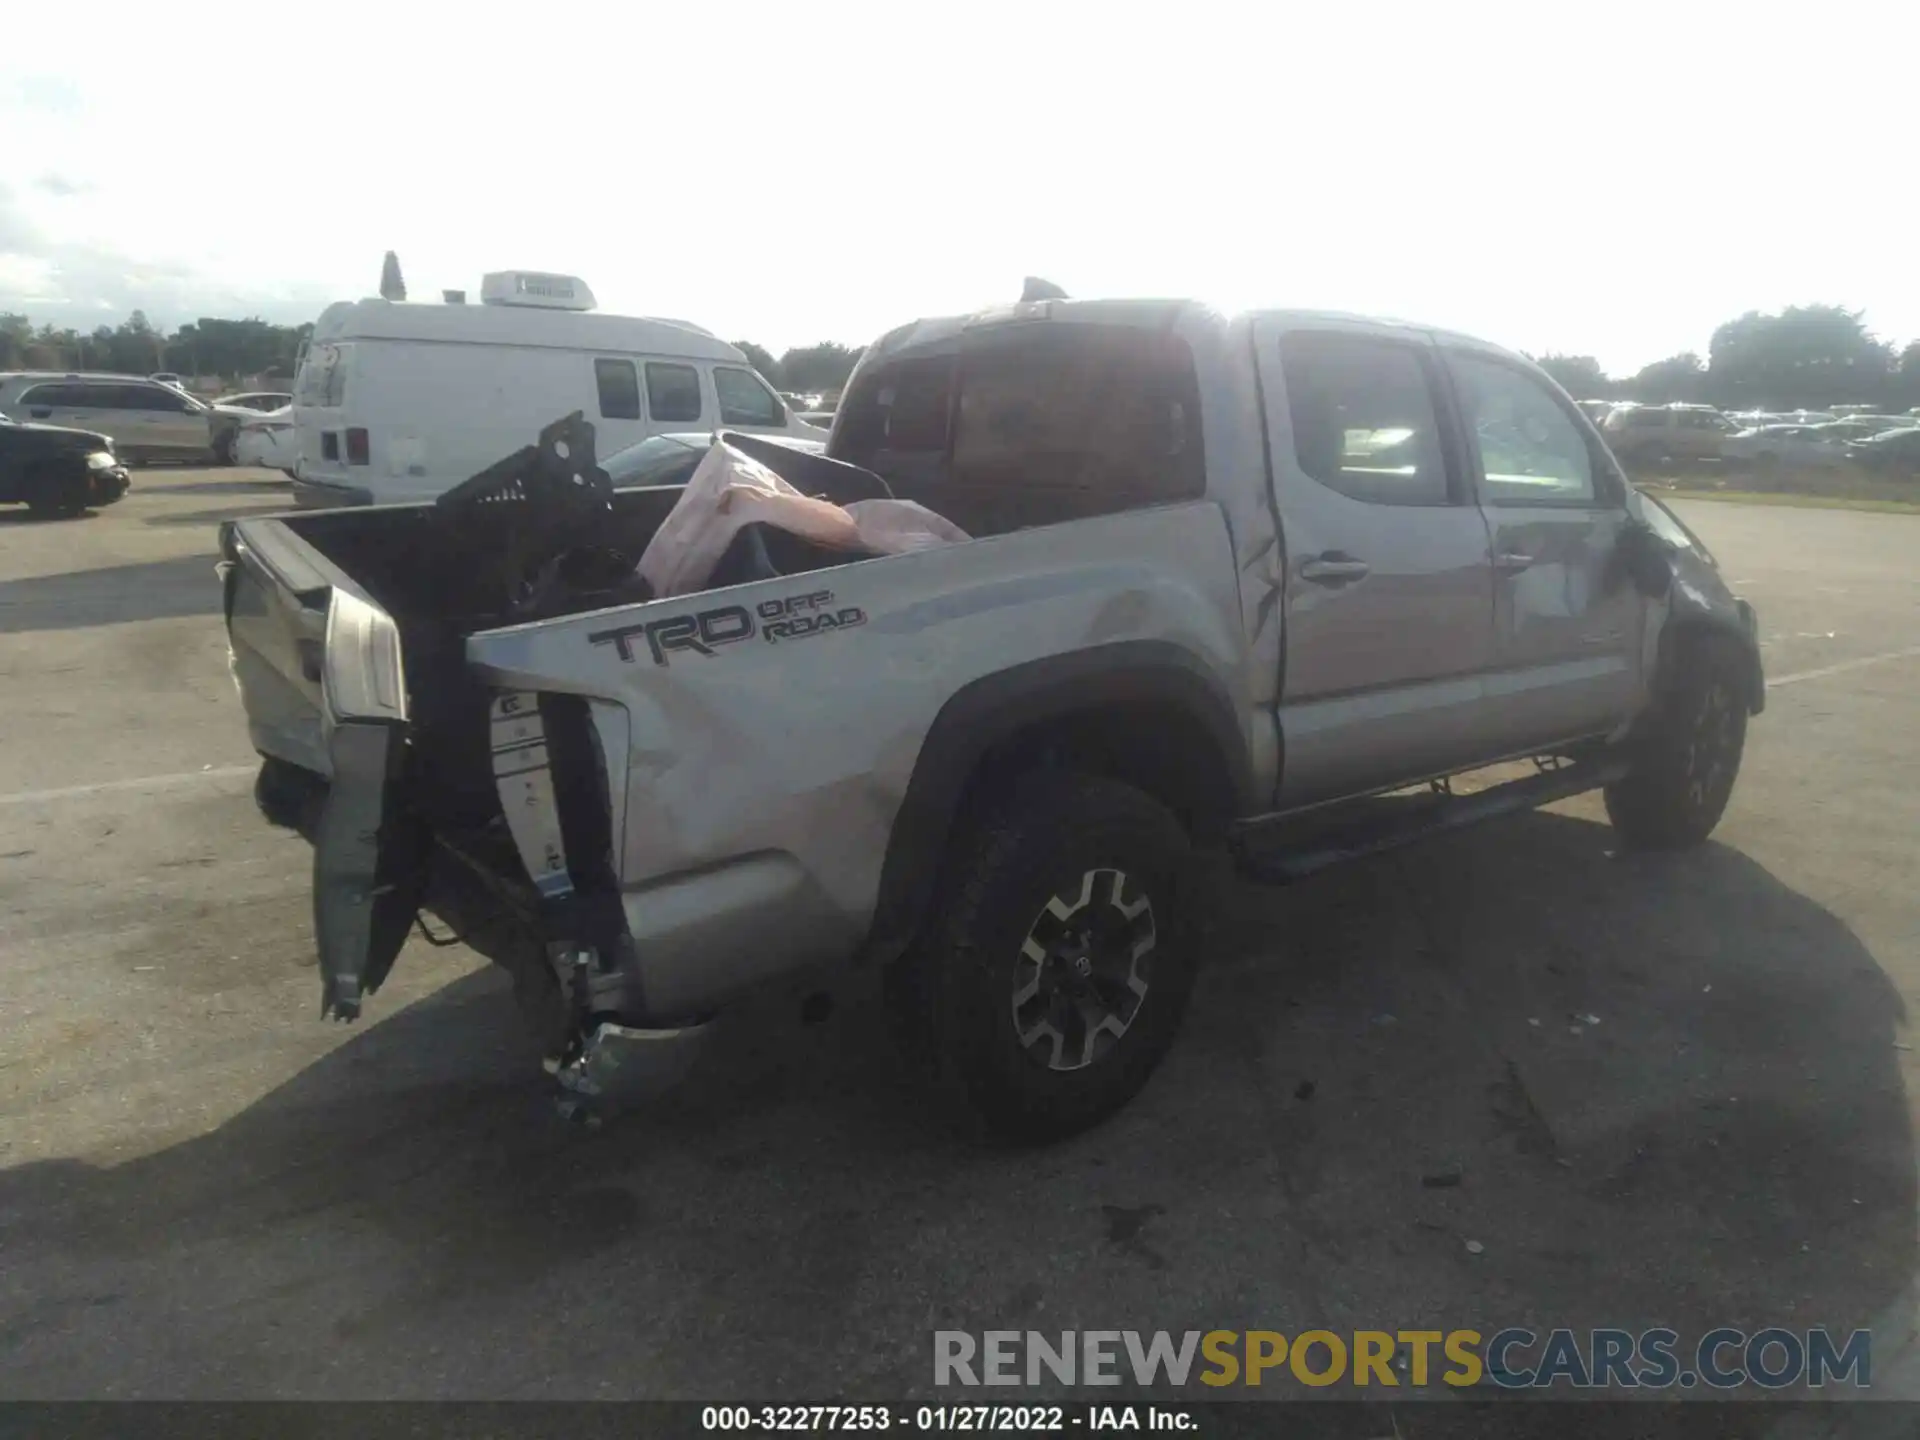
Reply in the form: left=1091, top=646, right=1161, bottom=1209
left=479, top=271, right=597, bottom=311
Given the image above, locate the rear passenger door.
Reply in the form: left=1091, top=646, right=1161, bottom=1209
left=1253, top=320, right=1499, bottom=809
left=1443, top=346, right=1647, bottom=750
left=18, top=383, right=83, bottom=427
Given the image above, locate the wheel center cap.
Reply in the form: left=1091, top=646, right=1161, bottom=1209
left=1072, top=955, right=1092, bottom=978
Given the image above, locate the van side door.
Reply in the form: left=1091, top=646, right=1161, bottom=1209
left=1442, top=345, right=1647, bottom=751
left=1251, top=318, right=1500, bottom=809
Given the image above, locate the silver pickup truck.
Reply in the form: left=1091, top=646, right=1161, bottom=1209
left=219, top=298, right=1762, bottom=1139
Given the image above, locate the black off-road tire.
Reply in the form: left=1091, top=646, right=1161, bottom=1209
left=890, top=771, right=1197, bottom=1143
left=1605, top=631, right=1750, bottom=850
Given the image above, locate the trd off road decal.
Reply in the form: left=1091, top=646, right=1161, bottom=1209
left=758, top=589, right=868, bottom=644
left=589, top=588, right=867, bottom=666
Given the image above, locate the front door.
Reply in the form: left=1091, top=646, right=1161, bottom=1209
left=1252, top=319, right=1499, bottom=809
left=1442, top=347, right=1648, bottom=752
left=137, top=383, right=207, bottom=456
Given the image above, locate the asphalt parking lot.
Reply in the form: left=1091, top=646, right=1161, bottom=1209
left=1, top=470, right=1917, bottom=1420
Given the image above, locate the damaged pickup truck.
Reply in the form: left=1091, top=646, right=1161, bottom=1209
left=219, top=298, right=1763, bottom=1139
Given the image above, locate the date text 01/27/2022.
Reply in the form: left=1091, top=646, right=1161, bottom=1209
left=700, top=1404, right=1194, bottom=1432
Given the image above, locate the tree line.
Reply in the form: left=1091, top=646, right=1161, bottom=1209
left=732, top=341, right=864, bottom=396
left=10, top=303, right=1913, bottom=413
left=0, top=311, right=314, bottom=381
left=1534, top=305, right=1920, bottom=412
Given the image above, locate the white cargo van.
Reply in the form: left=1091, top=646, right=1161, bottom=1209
left=290, top=270, right=822, bottom=504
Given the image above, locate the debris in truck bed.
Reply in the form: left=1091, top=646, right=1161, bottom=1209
left=637, top=439, right=967, bottom=597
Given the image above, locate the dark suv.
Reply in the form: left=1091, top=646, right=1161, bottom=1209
left=0, top=413, right=131, bottom=517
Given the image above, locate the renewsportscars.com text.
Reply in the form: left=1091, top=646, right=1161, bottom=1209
left=934, top=1328, right=1871, bottom=1390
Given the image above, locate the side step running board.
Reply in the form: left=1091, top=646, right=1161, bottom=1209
left=1232, top=759, right=1630, bottom=886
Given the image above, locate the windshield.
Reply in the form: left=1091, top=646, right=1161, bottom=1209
left=602, top=433, right=704, bottom=487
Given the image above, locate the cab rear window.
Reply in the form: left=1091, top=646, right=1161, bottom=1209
left=836, top=324, right=1205, bottom=503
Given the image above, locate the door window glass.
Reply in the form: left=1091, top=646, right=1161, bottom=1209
left=1279, top=332, right=1450, bottom=505
left=715, top=365, right=782, bottom=426
left=646, top=362, right=703, bottom=424
left=129, top=384, right=191, bottom=412
left=1451, top=353, right=1598, bottom=504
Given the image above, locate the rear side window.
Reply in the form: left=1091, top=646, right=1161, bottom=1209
left=646, top=363, right=703, bottom=424
left=715, top=366, right=782, bottom=426
left=595, top=359, right=641, bottom=420
left=1449, top=352, right=1597, bottom=505
left=1279, top=332, right=1450, bottom=506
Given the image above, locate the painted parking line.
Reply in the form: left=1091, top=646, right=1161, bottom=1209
left=0, top=764, right=256, bottom=808
left=1768, top=646, right=1920, bottom=690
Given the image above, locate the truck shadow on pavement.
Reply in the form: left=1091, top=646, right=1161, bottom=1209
left=0, top=554, right=221, bottom=633
left=0, top=809, right=1909, bottom=1406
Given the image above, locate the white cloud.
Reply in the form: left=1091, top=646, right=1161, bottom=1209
left=2, top=0, right=1917, bottom=371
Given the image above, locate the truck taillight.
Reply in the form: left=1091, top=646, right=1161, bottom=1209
left=345, top=427, right=370, bottom=466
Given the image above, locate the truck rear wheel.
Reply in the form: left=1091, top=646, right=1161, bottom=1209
left=1605, top=631, right=1749, bottom=849
left=892, top=771, right=1197, bottom=1142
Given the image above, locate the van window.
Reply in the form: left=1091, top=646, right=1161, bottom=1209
left=1279, top=332, right=1451, bottom=506
left=715, top=366, right=782, bottom=426
left=595, top=359, right=642, bottom=420
left=646, top=363, right=703, bottom=424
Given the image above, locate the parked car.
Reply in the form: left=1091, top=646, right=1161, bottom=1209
left=231, top=406, right=299, bottom=474
left=0, top=412, right=130, bottom=516
left=222, top=298, right=1762, bottom=1139
left=1723, top=423, right=1852, bottom=470
left=1809, top=419, right=1906, bottom=444
left=1846, top=426, right=1920, bottom=474
left=1602, top=403, right=1741, bottom=462
left=0, top=372, right=214, bottom=464
left=601, top=430, right=824, bottom=489
left=290, top=269, right=821, bottom=506
left=209, top=391, right=295, bottom=464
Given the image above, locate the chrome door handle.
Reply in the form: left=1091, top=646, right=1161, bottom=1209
left=1298, top=556, right=1371, bottom=585
left=1494, top=552, right=1535, bottom=573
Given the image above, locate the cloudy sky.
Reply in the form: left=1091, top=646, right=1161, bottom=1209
left=2, top=1, right=1912, bottom=375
